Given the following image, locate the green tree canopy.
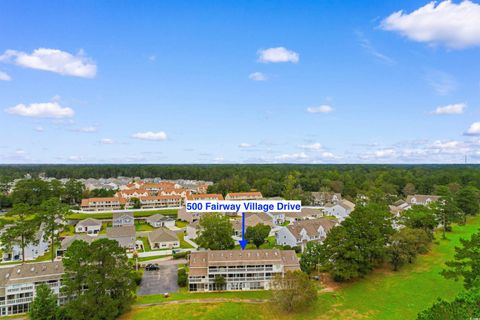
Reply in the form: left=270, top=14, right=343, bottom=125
left=29, top=283, right=59, bottom=320
left=196, top=213, right=235, bottom=250
left=245, top=223, right=271, bottom=248
left=271, top=270, right=317, bottom=313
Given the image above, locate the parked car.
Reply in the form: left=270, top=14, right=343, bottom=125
left=145, top=263, right=160, bottom=271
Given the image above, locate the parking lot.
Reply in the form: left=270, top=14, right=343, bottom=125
left=137, top=264, right=179, bottom=295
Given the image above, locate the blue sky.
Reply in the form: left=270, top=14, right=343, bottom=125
left=1, top=0, right=480, bottom=164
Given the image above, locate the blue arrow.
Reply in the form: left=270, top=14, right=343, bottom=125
left=238, top=212, right=248, bottom=250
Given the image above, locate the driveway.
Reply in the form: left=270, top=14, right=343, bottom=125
left=137, top=264, right=179, bottom=295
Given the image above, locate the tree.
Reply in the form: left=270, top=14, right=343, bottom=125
left=63, top=179, right=85, bottom=205
left=177, top=268, right=187, bottom=287
left=130, top=197, right=141, bottom=209
left=434, top=192, right=462, bottom=239
left=271, top=270, right=317, bottom=313
left=62, top=238, right=136, bottom=320
left=318, top=204, right=394, bottom=281
left=214, top=275, right=226, bottom=290
left=0, top=204, right=38, bottom=263
left=455, top=186, right=480, bottom=217
left=388, top=228, right=430, bottom=271
left=442, top=231, right=480, bottom=290
left=11, top=179, right=52, bottom=206
left=29, top=283, right=59, bottom=320
left=400, top=205, right=437, bottom=239
left=300, top=241, right=323, bottom=274
left=245, top=223, right=271, bottom=248
left=196, top=213, right=234, bottom=250
left=39, top=198, right=69, bottom=261
left=417, top=283, right=480, bottom=320
left=402, top=183, right=416, bottom=196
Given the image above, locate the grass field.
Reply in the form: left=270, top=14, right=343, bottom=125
left=66, top=209, right=178, bottom=220
left=178, top=232, right=194, bottom=249
left=122, top=216, right=480, bottom=320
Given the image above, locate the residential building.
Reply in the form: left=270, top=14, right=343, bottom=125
left=112, top=212, right=134, bottom=227
left=188, top=249, right=300, bottom=292
left=186, top=220, right=200, bottom=239
left=115, top=189, right=149, bottom=199
left=231, top=213, right=274, bottom=237
left=389, top=199, right=410, bottom=216
left=276, top=218, right=337, bottom=251
left=145, top=214, right=175, bottom=228
left=1, top=225, right=49, bottom=262
left=185, top=193, right=224, bottom=201
left=284, top=208, right=323, bottom=223
left=75, top=218, right=102, bottom=235
left=80, top=197, right=126, bottom=212
left=406, top=195, right=440, bottom=206
left=56, top=234, right=98, bottom=257
left=310, top=192, right=342, bottom=206
left=147, top=228, right=179, bottom=249
left=178, top=207, right=203, bottom=224
left=138, top=195, right=182, bottom=208
left=106, top=226, right=137, bottom=250
left=0, top=261, right=65, bottom=316
left=159, top=188, right=189, bottom=198
left=225, top=192, right=263, bottom=201
left=323, top=199, right=355, bottom=221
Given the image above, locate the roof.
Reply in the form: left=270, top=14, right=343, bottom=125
left=61, top=234, right=100, bottom=249
left=0, top=261, right=64, bottom=287
left=106, top=225, right=136, bottom=238
left=286, top=218, right=337, bottom=239
left=232, top=214, right=273, bottom=231
left=112, top=212, right=134, bottom=220
left=339, top=199, right=355, bottom=210
left=119, top=189, right=149, bottom=195
left=406, top=195, right=441, bottom=204
left=185, top=193, right=224, bottom=201
left=146, top=213, right=174, bottom=223
left=311, top=192, right=342, bottom=202
left=148, top=228, right=178, bottom=243
left=285, top=207, right=323, bottom=219
left=139, top=195, right=182, bottom=201
left=81, top=197, right=126, bottom=206
left=76, top=218, right=102, bottom=227
left=226, top=192, right=263, bottom=198
left=189, top=249, right=300, bottom=268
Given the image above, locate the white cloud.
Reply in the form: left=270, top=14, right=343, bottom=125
left=374, top=149, right=397, bottom=158
left=355, top=31, right=395, bottom=64
left=5, top=101, right=74, bottom=118
left=306, top=105, right=334, bottom=114
left=465, top=122, right=480, bottom=136
left=67, top=155, right=83, bottom=162
left=77, top=126, right=97, bottom=133
left=132, top=131, right=167, bottom=141
left=320, top=152, right=336, bottom=159
left=0, top=48, right=96, bottom=78
left=100, top=138, right=114, bottom=144
left=35, top=126, right=44, bottom=132
left=432, top=103, right=466, bottom=114
left=257, top=47, right=299, bottom=63
left=425, top=70, right=457, bottom=95
left=249, top=72, right=267, bottom=81
left=299, top=143, right=323, bottom=151
left=382, top=1, right=480, bottom=49
left=0, top=71, right=11, bottom=81
left=239, top=143, right=253, bottom=148
left=275, top=152, right=308, bottom=161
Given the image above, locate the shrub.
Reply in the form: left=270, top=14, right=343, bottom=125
left=177, top=268, right=187, bottom=287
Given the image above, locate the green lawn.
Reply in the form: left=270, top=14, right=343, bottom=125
left=233, top=236, right=280, bottom=250
left=60, top=224, right=75, bottom=236
left=175, top=220, right=188, bottom=228
left=66, top=209, right=178, bottom=220
left=135, top=222, right=154, bottom=232
left=138, top=237, right=151, bottom=251
left=136, top=254, right=172, bottom=262
left=178, top=232, right=194, bottom=249
left=124, top=216, right=480, bottom=320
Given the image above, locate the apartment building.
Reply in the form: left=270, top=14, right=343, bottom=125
left=225, top=192, right=263, bottom=201
left=185, top=193, right=224, bottom=201
left=188, top=249, right=300, bottom=292
left=80, top=197, right=126, bottom=212
left=115, top=189, right=150, bottom=199
left=0, top=261, right=64, bottom=316
left=138, top=195, right=182, bottom=209
left=276, top=218, right=338, bottom=251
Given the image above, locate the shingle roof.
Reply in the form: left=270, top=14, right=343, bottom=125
left=286, top=218, right=337, bottom=239
left=112, top=212, right=134, bottom=220
left=148, top=228, right=178, bottom=243
left=76, top=218, right=102, bottom=227
left=189, top=249, right=299, bottom=268
left=146, top=214, right=174, bottom=223
left=106, top=225, right=136, bottom=238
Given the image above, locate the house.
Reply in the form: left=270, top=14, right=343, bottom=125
left=148, top=228, right=180, bottom=249
left=323, top=199, right=355, bottom=221
left=80, top=197, right=126, bottom=212
left=143, top=182, right=178, bottom=193
left=138, top=195, right=182, bottom=208
left=112, top=212, right=134, bottom=227
left=276, top=218, right=337, bottom=251
left=115, top=189, right=149, bottom=199
left=406, top=195, right=440, bottom=206
left=178, top=207, right=203, bottom=223
left=75, top=218, right=102, bottom=235
left=56, top=234, right=99, bottom=257
left=188, top=249, right=300, bottom=292
left=185, top=193, right=224, bottom=201
left=0, top=261, right=65, bottom=316
left=159, top=188, right=189, bottom=198
left=284, top=208, right=323, bottom=223
left=145, top=214, right=175, bottom=228
left=310, top=192, right=342, bottom=206
left=1, top=224, right=49, bottom=262
left=186, top=220, right=200, bottom=239
left=389, top=199, right=410, bottom=216
left=225, top=192, right=263, bottom=200
left=231, top=213, right=274, bottom=237
left=106, top=226, right=136, bottom=250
